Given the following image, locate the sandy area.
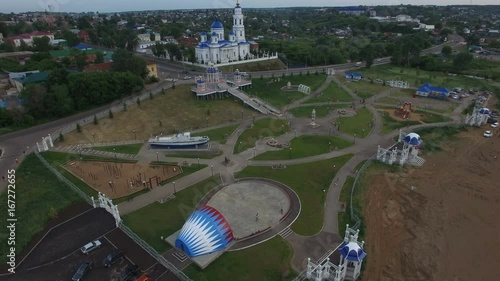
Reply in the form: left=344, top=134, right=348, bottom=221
left=363, top=127, right=500, bottom=281
left=63, top=161, right=181, bottom=199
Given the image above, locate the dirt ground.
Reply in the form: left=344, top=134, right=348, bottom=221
left=384, top=108, right=425, bottom=122
left=362, top=127, right=500, bottom=281
left=63, top=161, right=181, bottom=199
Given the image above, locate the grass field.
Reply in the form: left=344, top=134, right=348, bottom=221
left=236, top=154, right=353, bottom=236
left=184, top=236, right=296, bottom=281
left=218, top=59, right=287, bottom=72
left=305, top=80, right=354, bottom=103
left=338, top=176, right=355, bottom=236
left=342, top=79, right=387, bottom=99
left=0, top=154, right=83, bottom=263
left=244, top=74, right=327, bottom=107
left=337, top=107, right=373, bottom=138
left=253, top=135, right=353, bottom=160
left=234, top=118, right=290, bottom=154
left=92, top=143, right=144, bottom=155
left=122, top=176, right=221, bottom=253
left=289, top=104, right=349, bottom=118
left=62, top=85, right=255, bottom=145
left=379, top=111, right=421, bottom=134
left=414, top=126, right=466, bottom=153
left=192, top=124, right=239, bottom=144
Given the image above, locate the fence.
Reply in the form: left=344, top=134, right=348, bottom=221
left=119, top=223, right=192, bottom=281
left=349, top=154, right=377, bottom=230
left=34, top=151, right=92, bottom=205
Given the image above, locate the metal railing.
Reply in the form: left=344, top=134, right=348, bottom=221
left=119, top=223, right=192, bottom=281
left=34, top=151, right=92, bottom=205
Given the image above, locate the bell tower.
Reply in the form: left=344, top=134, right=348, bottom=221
left=232, top=1, right=245, bottom=42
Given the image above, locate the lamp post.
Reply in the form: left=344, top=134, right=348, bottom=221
left=197, top=157, right=200, bottom=168
left=92, top=132, right=95, bottom=143
left=362, top=128, right=365, bottom=138
left=133, top=129, right=136, bottom=140
left=211, top=165, right=214, bottom=176
left=289, top=147, right=292, bottom=159
left=281, top=124, right=284, bottom=134
left=113, top=148, right=117, bottom=163
left=173, top=181, right=176, bottom=194
left=206, top=117, right=208, bottom=127
left=328, top=142, right=331, bottom=152
left=294, top=129, right=297, bottom=137
left=156, top=152, right=159, bottom=162
left=253, top=147, right=256, bottom=157
left=237, top=129, right=240, bottom=137
left=241, top=109, right=243, bottom=120
left=353, top=134, right=356, bottom=143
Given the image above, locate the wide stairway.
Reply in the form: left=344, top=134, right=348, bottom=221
left=218, top=83, right=281, bottom=115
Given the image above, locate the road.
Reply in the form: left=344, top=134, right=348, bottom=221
left=0, top=36, right=463, bottom=190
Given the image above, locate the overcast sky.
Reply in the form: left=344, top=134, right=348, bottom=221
left=1, top=0, right=497, bottom=13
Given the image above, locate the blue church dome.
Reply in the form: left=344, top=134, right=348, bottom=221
left=479, top=108, right=490, bottom=114
left=403, top=132, right=422, bottom=146
left=339, top=241, right=367, bottom=262
left=211, top=19, right=224, bottom=29
left=175, top=206, right=234, bottom=258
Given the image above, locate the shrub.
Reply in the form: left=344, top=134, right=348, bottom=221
left=76, top=123, right=82, bottom=132
left=93, top=115, right=98, bottom=125
left=108, top=109, right=113, bottom=118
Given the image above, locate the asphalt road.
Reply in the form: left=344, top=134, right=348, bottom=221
left=0, top=37, right=462, bottom=191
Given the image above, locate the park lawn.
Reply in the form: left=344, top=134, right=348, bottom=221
left=245, top=74, right=327, bottom=107
left=290, top=104, right=348, bottom=118
left=219, top=59, right=286, bottom=72
left=338, top=176, right=355, bottom=236
left=236, top=154, right=353, bottom=236
left=184, top=236, right=296, bottom=281
left=192, top=124, right=239, bottom=144
left=234, top=118, right=290, bottom=154
left=379, top=111, right=421, bottom=134
left=0, top=154, right=83, bottom=263
left=337, top=107, right=373, bottom=138
left=343, top=79, right=387, bottom=99
left=253, top=135, right=353, bottom=160
left=414, top=126, right=466, bottom=153
left=122, top=176, right=222, bottom=253
left=305, top=80, right=354, bottom=103
left=62, top=85, right=256, bottom=145
left=420, top=112, right=451, bottom=124
left=158, top=164, right=208, bottom=185
left=92, top=143, right=144, bottom=155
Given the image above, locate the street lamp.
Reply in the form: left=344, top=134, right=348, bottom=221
left=113, top=148, right=117, bottom=163
left=353, top=134, right=356, bottom=143
left=241, top=110, right=243, bottom=120
left=362, top=128, right=365, bottom=138
left=294, top=129, right=297, bottom=137
left=211, top=165, right=214, bottom=176
left=197, top=157, right=200, bottom=168
left=289, top=147, right=292, bottom=159
left=328, top=142, right=331, bottom=152
left=281, top=124, right=284, bottom=134
left=156, top=152, right=159, bottom=162
left=237, top=129, right=240, bottom=137
left=253, top=147, right=256, bottom=157
left=92, top=132, right=95, bottom=143
left=173, top=181, right=176, bottom=194
left=133, top=129, right=136, bottom=140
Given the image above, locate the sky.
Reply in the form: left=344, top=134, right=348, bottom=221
left=1, top=0, right=498, bottom=13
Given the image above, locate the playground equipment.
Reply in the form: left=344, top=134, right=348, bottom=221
left=394, top=102, right=413, bottom=119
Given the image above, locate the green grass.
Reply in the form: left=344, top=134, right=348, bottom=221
left=234, top=118, right=290, bottom=154
left=0, top=154, right=83, bottom=263
left=338, top=176, right=355, bottom=236
left=379, top=111, right=421, bottom=134
left=92, top=143, right=144, bottom=155
left=337, top=107, right=373, bottom=138
left=290, top=104, right=348, bottom=118
left=184, top=236, right=296, bottom=281
left=192, top=124, right=239, bottom=144
left=415, top=126, right=467, bottom=153
left=342, top=79, right=387, bottom=99
left=244, top=74, right=327, bottom=107
left=236, top=154, right=353, bottom=236
left=122, top=176, right=222, bottom=253
left=420, top=112, right=450, bottom=124
left=254, top=135, right=353, bottom=160
left=305, top=80, right=354, bottom=103
left=159, top=164, right=208, bottom=185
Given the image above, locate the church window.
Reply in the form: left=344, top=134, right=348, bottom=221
left=240, top=19, right=242, bottom=25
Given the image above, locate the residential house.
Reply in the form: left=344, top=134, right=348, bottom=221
left=146, top=61, right=158, bottom=78
left=5, top=31, right=54, bottom=47
left=84, top=62, right=113, bottom=72
left=138, top=32, right=161, bottom=42
left=9, top=71, right=48, bottom=92
left=337, top=7, right=376, bottom=17
left=177, top=36, right=199, bottom=48
left=78, top=30, right=91, bottom=43
left=416, top=83, right=450, bottom=100
left=163, top=36, right=178, bottom=44
left=0, top=51, right=34, bottom=65
left=49, top=49, right=109, bottom=63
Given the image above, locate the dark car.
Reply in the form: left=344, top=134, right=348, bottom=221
left=72, top=261, right=92, bottom=281
left=102, top=250, right=124, bottom=267
left=119, top=264, right=140, bottom=281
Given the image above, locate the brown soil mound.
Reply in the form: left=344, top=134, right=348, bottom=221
left=363, top=128, right=500, bottom=281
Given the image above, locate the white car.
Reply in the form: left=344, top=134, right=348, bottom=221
left=80, top=240, right=102, bottom=254
left=483, top=131, right=493, bottom=138
left=491, top=122, right=499, bottom=128
left=183, top=76, right=192, bottom=80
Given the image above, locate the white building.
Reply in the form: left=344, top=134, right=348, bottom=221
left=137, top=32, right=160, bottom=42
left=195, top=1, right=251, bottom=65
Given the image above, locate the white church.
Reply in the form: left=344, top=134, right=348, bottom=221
left=195, top=1, right=252, bottom=65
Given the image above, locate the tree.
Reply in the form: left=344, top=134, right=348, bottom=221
left=44, top=84, right=75, bottom=117
left=93, top=114, right=98, bottom=125
left=149, top=92, right=153, bottom=100
left=453, top=52, right=473, bottom=71
left=95, top=52, right=104, bottom=64
left=123, top=102, right=127, bottom=111
left=33, top=36, right=51, bottom=52
left=360, top=45, right=375, bottom=68
left=109, top=109, right=113, bottom=118
left=21, top=84, right=48, bottom=118
left=136, top=97, right=141, bottom=106
left=165, top=43, right=182, bottom=61
left=441, top=45, right=452, bottom=56
left=76, top=123, right=82, bottom=132
left=60, top=29, right=81, bottom=47
left=59, top=132, right=64, bottom=142
left=112, top=49, right=147, bottom=78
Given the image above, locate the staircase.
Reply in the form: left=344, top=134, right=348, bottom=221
left=278, top=227, right=293, bottom=239
left=219, top=83, right=281, bottom=115
left=409, top=156, right=426, bottom=167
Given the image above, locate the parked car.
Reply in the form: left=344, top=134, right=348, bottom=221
left=487, top=117, right=498, bottom=124
left=119, top=264, right=140, bottom=281
left=491, top=122, right=499, bottom=128
left=102, top=250, right=125, bottom=267
left=80, top=240, right=102, bottom=254
left=183, top=76, right=192, bottom=80
left=484, top=131, right=493, bottom=138
left=72, top=261, right=92, bottom=281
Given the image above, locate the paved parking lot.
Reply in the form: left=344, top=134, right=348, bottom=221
left=2, top=207, right=180, bottom=281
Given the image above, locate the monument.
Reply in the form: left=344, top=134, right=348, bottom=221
left=309, top=109, right=321, bottom=128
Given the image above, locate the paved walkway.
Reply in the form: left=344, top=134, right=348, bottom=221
left=109, top=73, right=469, bottom=272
